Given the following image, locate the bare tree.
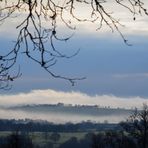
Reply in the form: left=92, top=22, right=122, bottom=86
left=120, top=104, right=148, bottom=148
left=0, top=0, right=147, bottom=89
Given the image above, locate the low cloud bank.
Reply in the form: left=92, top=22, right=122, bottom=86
left=0, top=89, right=148, bottom=109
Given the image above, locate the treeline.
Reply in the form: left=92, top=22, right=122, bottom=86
left=8, top=104, right=132, bottom=116
left=1, top=104, right=148, bottom=148
left=0, top=129, right=146, bottom=148
left=0, top=132, right=33, bottom=148
left=0, top=119, right=120, bottom=132
left=59, top=132, right=138, bottom=148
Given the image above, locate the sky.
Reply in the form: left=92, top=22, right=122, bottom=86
left=0, top=0, right=148, bottom=109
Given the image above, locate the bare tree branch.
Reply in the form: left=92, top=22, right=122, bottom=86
left=0, top=0, right=147, bottom=89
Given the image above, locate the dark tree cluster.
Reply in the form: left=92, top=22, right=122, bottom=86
left=120, top=104, right=148, bottom=148
left=91, top=131, right=137, bottom=148
left=59, top=133, right=93, bottom=148
left=0, top=131, right=33, bottom=148
left=0, top=119, right=119, bottom=132
left=1, top=105, right=148, bottom=148
left=0, top=0, right=147, bottom=89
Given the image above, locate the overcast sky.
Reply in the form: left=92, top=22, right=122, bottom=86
left=0, top=1, right=148, bottom=108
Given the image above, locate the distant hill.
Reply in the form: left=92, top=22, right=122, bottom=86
left=7, top=103, right=134, bottom=117
left=0, top=104, right=135, bottom=123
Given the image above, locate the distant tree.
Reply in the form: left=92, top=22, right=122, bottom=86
left=79, top=132, right=94, bottom=148
left=50, top=132, right=60, bottom=144
left=0, top=0, right=148, bottom=89
left=120, top=104, right=148, bottom=148
left=7, top=131, right=33, bottom=148
left=91, top=131, right=137, bottom=148
left=46, top=142, right=54, bottom=148
left=43, top=132, right=49, bottom=140
left=59, top=137, right=80, bottom=148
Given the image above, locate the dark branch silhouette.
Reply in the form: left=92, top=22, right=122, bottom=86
left=120, top=104, right=148, bottom=148
left=0, top=0, right=147, bottom=89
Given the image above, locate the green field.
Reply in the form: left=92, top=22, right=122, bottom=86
left=0, top=131, right=89, bottom=148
